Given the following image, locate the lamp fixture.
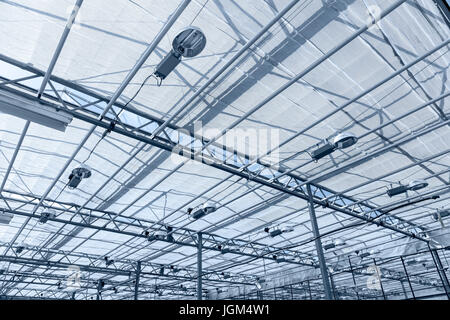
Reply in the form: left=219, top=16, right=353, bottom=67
left=255, top=278, right=265, bottom=290
left=188, top=202, right=216, bottom=220
left=310, top=132, right=358, bottom=161
left=147, top=229, right=167, bottom=242
left=218, top=244, right=240, bottom=255
left=408, top=179, right=429, bottom=191
left=104, top=256, right=114, bottom=266
left=333, top=132, right=358, bottom=149
left=359, top=252, right=370, bottom=259
left=39, top=209, right=55, bottom=224
left=0, top=209, right=13, bottom=225
left=68, top=164, right=92, bottom=189
left=274, top=253, right=294, bottom=263
left=170, top=265, right=180, bottom=273
left=386, top=179, right=429, bottom=197
left=15, top=245, right=25, bottom=254
left=155, top=27, right=206, bottom=80
left=264, top=225, right=294, bottom=238
left=433, top=209, right=450, bottom=221
left=0, top=88, right=73, bottom=132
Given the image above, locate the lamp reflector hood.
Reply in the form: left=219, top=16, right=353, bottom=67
left=333, top=132, right=358, bottom=149
left=0, top=210, right=13, bottom=225
left=172, top=27, right=206, bottom=58
left=387, top=185, right=409, bottom=197
left=408, top=179, right=428, bottom=191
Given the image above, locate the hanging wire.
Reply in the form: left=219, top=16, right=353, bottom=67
left=82, top=133, right=106, bottom=164
left=81, top=72, right=159, bottom=165
left=122, top=73, right=160, bottom=110
left=190, top=0, right=210, bottom=25
left=22, top=181, right=70, bottom=242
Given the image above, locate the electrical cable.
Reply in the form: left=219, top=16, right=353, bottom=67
left=35, top=73, right=157, bottom=230
left=122, top=73, right=159, bottom=110
left=82, top=72, right=159, bottom=165
left=21, top=181, right=70, bottom=243
left=82, top=120, right=117, bottom=164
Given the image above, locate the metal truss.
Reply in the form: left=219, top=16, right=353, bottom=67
left=0, top=75, right=443, bottom=297
left=0, top=0, right=447, bottom=300
left=0, top=242, right=256, bottom=287
left=0, top=67, right=428, bottom=241
left=348, top=264, right=440, bottom=290
left=0, top=269, right=197, bottom=299
left=0, top=189, right=317, bottom=267
left=218, top=278, right=393, bottom=300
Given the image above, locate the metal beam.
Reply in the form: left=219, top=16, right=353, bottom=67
left=0, top=121, right=29, bottom=193
left=134, top=261, right=141, bottom=300
left=100, top=0, right=191, bottom=118
left=37, top=0, right=84, bottom=98
left=149, top=0, right=302, bottom=138
left=1, top=40, right=446, bottom=241
left=197, top=232, right=202, bottom=300
left=0, top=192, right=316, bottom=267
left=306, top=184, right=333, bottom=300
left=429, top=245, right=450, bottom=299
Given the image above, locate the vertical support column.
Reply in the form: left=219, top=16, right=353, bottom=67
left=329, top=273, right=339, bottom=300
left=96, top=280, right=102, bottom=300
left=306, top=184, right=333, bottom=300
left=429, top=246, right=450, bottom=299
left=197, top=232, right=203, bottom=300
left=400, top=281, right=408, bottom=299
left=307, top=280, right=312, bottom=299
left=372, top=259, right=386, bottom=300
left=37, top=0, right=85, bottom=98
left=257, top=290, right=263, bottom=300
left=400, top=256, right=415, bottom=300
left=134, top=261, right=141, bottom=300
left=348, top=257, right=360, bottom=300
left=303, top=282, right=308, bottom=299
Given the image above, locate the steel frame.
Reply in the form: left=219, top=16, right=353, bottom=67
left=0, top=0, right=448, bottom=299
